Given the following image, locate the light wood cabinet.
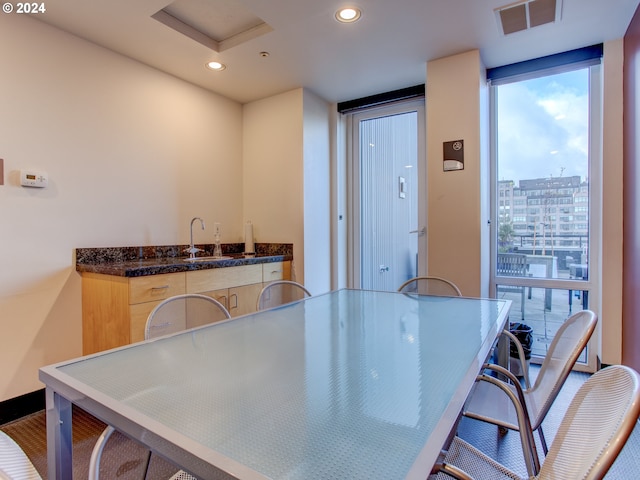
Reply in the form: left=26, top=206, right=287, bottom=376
left=186, top=264, right=263, bottom=293
left=201, top=283, right=264, bottom=317
left=186, top=262, right=291, bottom=317
left=81, top=261, right=291, bottom=354
left=187, top=264, right=266, bottom=317
left=82, top=272, right=186, bottom=354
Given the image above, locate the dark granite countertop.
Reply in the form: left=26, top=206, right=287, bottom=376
left=76, top=243, right=293, bottom=278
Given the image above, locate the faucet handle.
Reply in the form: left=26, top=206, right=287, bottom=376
left=184, top=246, right=203, bottom=255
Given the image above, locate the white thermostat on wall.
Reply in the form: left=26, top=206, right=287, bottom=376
left=20, top=169, right=49, bottom=188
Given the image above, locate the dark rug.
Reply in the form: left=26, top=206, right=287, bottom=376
left=0, top=405, right=180, bottom=479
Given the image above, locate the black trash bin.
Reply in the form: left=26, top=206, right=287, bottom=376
left=509, top=322, right=533, bottom=377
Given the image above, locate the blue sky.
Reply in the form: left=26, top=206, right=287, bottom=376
left=496, top=68, right=590, bottom=184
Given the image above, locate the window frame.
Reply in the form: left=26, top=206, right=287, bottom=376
left=489, top=57, right=602, bottom=372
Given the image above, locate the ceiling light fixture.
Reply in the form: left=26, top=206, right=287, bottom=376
left=335, top=7, right=361, bottom=23
left=206, top=61, right=226, bottom=71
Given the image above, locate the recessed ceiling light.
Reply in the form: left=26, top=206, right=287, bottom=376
left=206, top=61, right=226, bottom=71
left=335, top=7, right=361, bottom=23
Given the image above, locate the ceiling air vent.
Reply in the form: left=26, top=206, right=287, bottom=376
left=495, top=0, right=562, bottom=35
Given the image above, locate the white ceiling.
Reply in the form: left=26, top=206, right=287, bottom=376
left=34, top=0, right=640, bottom=104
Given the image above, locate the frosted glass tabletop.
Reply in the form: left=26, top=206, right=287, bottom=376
left=41, top=289, right=509, bottom=480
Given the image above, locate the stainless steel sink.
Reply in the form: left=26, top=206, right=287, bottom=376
left=183, top=256, right=233, bottom=262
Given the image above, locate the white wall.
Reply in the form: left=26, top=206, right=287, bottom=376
left=243, top=90, right=305, bottom=283
left=0, top=14, right=243, bottom=400
left=426, top=50, right=486, bottom=297
left=242, top=88, right=332, bottom=295
left=302, top=90, right=331, bottom=294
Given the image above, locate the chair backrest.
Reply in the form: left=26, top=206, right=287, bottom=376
left=145, top=293, right=231, bottom=339
left=537, top=365, right=640, bottom=480
left=397, top=276, right=462, bottom=296
left=528, top=309, right=597, bottom=427
left=256, top=280, right=311, bottom=310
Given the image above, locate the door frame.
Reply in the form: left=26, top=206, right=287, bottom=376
left=346, top=99, right=427, bottom=289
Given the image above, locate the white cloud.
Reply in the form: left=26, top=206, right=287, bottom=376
left=496, top=70, right=589, bottom=184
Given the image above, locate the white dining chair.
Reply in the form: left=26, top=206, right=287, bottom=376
left=88, top=294, right=231, bottom=480
left=256, top=280, right=311, bottom=310
left=397, top=276, right=462, bottom=296
left=432, top=365, right=640, bottom=480
left=145, top=293, right=231, bottom=338
left=462, top=309, right=597, bottom=463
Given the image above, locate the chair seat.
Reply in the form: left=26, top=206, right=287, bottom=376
left=463, top=378, right=545, bottom=432
left=169, top=471, right=197, bottom=480
left=431, top=436, right=522, bottom=480
left=0, top=431, right=41, bottom=480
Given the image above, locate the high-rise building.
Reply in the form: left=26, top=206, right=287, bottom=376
left=498, top=176, right=589, bottom=258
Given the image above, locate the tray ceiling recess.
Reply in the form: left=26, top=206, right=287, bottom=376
left=495, top=0, right=562, bottom=35
left=152, top=0, right=273, bottom=52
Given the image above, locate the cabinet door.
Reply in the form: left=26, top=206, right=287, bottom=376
left=200, top=288, right=231, bottom=312
left=82, top=273, right=130, bottom=355
left=229, top=283, right=264, bottom=317
left=130, top=301, right=161, bottom=343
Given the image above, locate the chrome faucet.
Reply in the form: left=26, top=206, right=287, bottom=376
left=186, top=217, right=205, bottom=259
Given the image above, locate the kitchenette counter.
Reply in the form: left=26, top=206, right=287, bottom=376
left=76, top=243, right=293, bottom=277
left=76, top=243, right=294, bottom=354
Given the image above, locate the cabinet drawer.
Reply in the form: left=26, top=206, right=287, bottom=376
left=129, top=273, right=186, bottom=304
left=187, top=264, right=262, bottom=292
left=262, top=261, right=291, bottom=282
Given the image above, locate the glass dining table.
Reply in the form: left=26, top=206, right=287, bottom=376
left=39, top=289, right=511, bottom=480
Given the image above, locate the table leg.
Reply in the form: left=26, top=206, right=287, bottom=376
left=45, top=387, right=73, bottom=479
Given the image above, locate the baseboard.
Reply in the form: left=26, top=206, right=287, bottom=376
left=0, top=389, right=45, bottom=425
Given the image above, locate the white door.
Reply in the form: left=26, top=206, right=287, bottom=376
left=348, top=100, right=426, bottom=291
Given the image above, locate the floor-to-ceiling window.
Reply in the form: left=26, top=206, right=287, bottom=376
left=490, top=46, right=602, bottom=372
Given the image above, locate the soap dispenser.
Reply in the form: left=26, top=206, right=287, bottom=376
left=213, top=222, right=222, bottom=258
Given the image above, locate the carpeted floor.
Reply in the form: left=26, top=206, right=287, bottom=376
left=2, top=367, right=640, bottom=479
left=0, top=405, right=180, bottom=479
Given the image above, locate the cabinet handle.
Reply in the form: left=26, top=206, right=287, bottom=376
left=151, top=285, right=170, bottom=291
left=230, top=293, right=238, bottom=310
left=219, top=295, right=228, bottom=309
